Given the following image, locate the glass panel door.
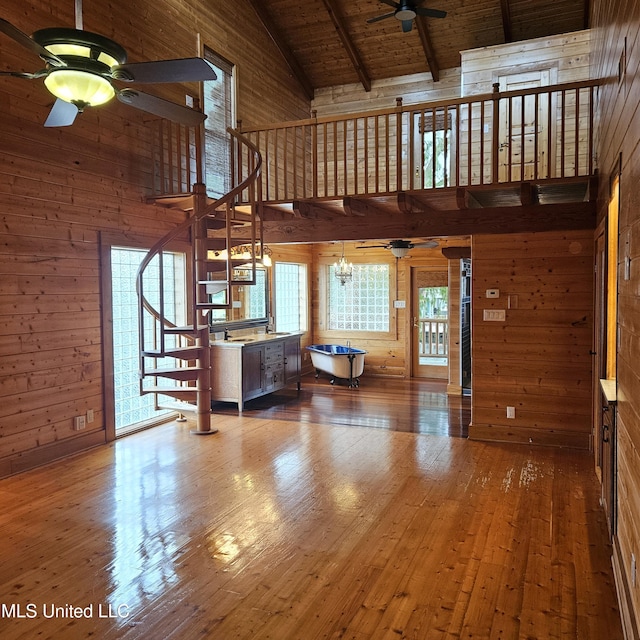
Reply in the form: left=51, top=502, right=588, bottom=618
left=412, top=268, right=448, bottom=379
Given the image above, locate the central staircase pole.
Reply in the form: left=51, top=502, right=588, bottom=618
left=191, top=182, right=216, bottom=435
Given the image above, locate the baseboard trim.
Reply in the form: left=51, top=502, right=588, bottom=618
left=2, top=430, right=107, bottom=478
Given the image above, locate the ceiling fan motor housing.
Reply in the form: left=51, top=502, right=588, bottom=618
left=32, top=28, right=128, bottom=109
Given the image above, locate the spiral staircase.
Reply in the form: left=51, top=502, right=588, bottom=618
left=136, top=129, right=262, bottom=434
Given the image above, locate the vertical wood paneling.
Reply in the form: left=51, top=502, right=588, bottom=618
left=591, top=0, right=640, bottom=631
left=0, top=0, right=310, bottom=476
left=470, top=230, right=594, bottom=449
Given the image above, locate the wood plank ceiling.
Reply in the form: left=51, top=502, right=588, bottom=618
left=247, top=0, right=590, bottom=98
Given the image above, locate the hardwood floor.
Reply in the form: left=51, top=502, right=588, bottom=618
left=0, top=376, right=622, bottom=639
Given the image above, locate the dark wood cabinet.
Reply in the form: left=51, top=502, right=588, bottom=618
left=211, top=334, right=301, bottom=411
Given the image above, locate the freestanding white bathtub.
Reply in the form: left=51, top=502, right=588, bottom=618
left=306, top=344, right=366, bottom=387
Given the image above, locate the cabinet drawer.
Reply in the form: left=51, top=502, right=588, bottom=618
left=264, top=342, right=284, bottom=364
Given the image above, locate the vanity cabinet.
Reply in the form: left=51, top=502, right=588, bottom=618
left=210, top=334, right=301, bottom=411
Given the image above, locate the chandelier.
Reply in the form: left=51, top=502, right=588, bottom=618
left=334, top=242, right=353, bottom=286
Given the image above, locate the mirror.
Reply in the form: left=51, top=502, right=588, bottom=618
left=208, top=267, right=269, bottom=331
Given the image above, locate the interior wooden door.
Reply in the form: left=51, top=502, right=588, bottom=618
left=497, top=69, right=555, bottom=181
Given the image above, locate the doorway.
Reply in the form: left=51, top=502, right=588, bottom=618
left=411, top=268, right=448, bottom=379
left=497, top=68, right=555, bottom=181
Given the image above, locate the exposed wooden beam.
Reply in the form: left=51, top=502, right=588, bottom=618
left=342, top=197, right=380, bottom=217
left=293, top=200, right=341, bottom=219
left=415, top=17, right=440, bottom=82
left=397, top=191, right=435, bottom=214
left=520, top=182, right=539, bottom=206
left=254, top=201, right=597, bottom=244
left=319, top=0, right=372, bottom=92
left=500, top=0, right=513, bottom=43
left=456, top=188, right=483, bottom=209
left=246, top=0, right=315, bottom=100
left=441, top=246, right=472, bottom=259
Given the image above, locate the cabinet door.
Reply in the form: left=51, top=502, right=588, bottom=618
left=242, top=346, right=264, bottom=400
left=284, top=337, right=301, bottom=385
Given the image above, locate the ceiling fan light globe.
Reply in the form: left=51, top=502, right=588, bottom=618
left=391, top=247, right=410, bottom=258
left=395, top=8, right=417, bottom=20
left=44, top=68, right=115, bottom=107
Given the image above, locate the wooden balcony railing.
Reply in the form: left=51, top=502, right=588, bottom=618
left=237, top=79, right=600, bottom=202
left=419, top=318, right=449, bottom=358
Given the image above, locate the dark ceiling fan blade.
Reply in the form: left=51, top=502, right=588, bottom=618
left=111, top=58, right=217, bottom=84
left=117, top=89, right=206, bottom=125
left=0, top=70, right=42, bottom=79
left=366, top=12, right=396, bottom=24
left=356, top=244, right=389, bottom=249
left=44, top=99, right=78, bottom=127
left=379, top=0, right=399, bottom=7
left=416, top=7, right=447, bottom=18
left=401, top=19, right=413, bottom=32
left=0, top=18, right=65, bottom=67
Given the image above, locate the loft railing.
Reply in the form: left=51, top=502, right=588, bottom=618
left=237, top=79, right=600, bottom=202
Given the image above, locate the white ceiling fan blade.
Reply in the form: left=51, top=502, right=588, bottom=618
left=44, top=99, right=78, bottom=127
left=412, top=240, right=438, bottom=248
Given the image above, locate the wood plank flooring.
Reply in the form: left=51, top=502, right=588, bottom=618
left=0, top=376, right=622, bottom=639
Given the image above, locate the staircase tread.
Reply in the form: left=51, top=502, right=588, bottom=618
left=143, top=346, right=203, bottom=356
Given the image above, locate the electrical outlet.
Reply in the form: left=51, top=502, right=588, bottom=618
left=87, top=409, right=94, bottom=424
left=506, top=406, right=516, bottom=419
left=74, top=415, right=86, bottom=431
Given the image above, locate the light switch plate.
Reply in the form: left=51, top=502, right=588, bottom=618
left=483, top=309, right=506, bottom=321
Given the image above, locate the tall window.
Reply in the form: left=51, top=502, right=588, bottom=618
left=203, top=48, right=235, bottom=199
left=328, top=264, right=390, bottom=332
left=275, top=262, right=308, bottom=333
left=414, top=110, right=453, bottom=188
left=111, top=247, right=185, bottom=433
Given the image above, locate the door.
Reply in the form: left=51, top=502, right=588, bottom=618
left=412, top=268, right=448, bottom=379
left=498, top=69, right=555, bottom=181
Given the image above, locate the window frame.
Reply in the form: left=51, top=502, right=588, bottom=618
left=274, top=261, right=309, bottom=334
left=318, top=255, right=397, bottom=341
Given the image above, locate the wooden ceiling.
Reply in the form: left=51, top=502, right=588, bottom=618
left=247, top=0, right=590, bottom=98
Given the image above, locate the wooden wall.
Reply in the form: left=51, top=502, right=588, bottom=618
left=470, top=230, right=594, bottom=449
left=460, top=30, right=591, bottom=95
left=0, top=0, right=310, bottom=477
left=311, top=30, right=591, bottom=117
left=591, top=0, right=640, bottom=633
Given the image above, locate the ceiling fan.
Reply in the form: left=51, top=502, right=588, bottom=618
left=0, top=4, right=216, bottom=127
left=357, top=239, right=438, bottom=258
left=367, top=0, right=447, bottom=33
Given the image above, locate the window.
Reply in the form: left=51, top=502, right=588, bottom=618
left=110, top=247, right=185, bottom=433
left=414, top=109, right=453, bottom=188
left=275, top=262, right=308, bottom=333
left=203, top=48, right=235, bottom=199
left=327, top=264, right=390, bottom=332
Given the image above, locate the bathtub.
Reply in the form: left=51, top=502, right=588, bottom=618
left=306, top=344, right=366, bottom=387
